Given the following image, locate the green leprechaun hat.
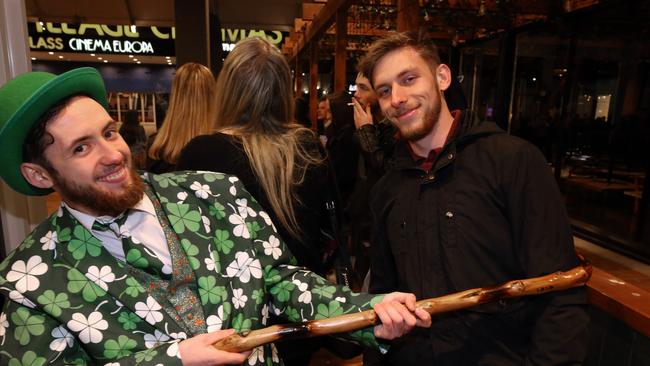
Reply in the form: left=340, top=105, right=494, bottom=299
left=0, top=67, right=108, bottom=196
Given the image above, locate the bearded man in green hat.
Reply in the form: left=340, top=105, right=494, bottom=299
left=0, top=67, right=430, bottom=365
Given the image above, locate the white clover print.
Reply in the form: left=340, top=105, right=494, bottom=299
left=258, top=211, right=277, bottom=232
left=261, top=304, right=269, bottom=325
left=67, top=311, right=108, bottom=344
left=228, top=213, right=250, bottom=239
left=235, top=198, right=257, bottom=218
left=262, top=235, right=282, bottom=260
left=40, top=230, right=58, bottom=251
left=205, top=250, right=218, bottom=272
left=201, top=214, right=211, bottom=233
left=85, top=265, right=115, bottom=291
left=8, top=290, right=36, bottom=308
left=135, top=296, right=164, bottom=325
left=166, top=332, right=187, bottom=358
left=49, top=326, right=74, bottom=351
left=232, top=288, right=248, bottom=309
left=293, top=280, right=312, bottom=304
left=0, top=312, right=8, bottom=339
left=206, top=305, right=226, bottom=333
left=144, top=329, right=171, bottom=348
left=271, top=344, right=279, bottom=362
left=190, top=181, right=212, bottom=199
left=167, top=339, right=182, bottom=358
left=169, top=331, right=187, bottom=340
left=248, top=346, right=265, bottom=365
left=177, top=191, right=189, bottom=203
left=226, top=251, right=262, bottom=283
left=228, top=176, right=239, bottom=195
left=6, top=255, right=48, bottom=293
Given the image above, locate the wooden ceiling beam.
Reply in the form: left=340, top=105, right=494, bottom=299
left=289, top=0, right=356, bottom=62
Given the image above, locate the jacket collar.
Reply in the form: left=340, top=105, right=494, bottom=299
left=392, top=110, right=505, bottom=171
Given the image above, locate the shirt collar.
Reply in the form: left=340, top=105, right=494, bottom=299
left=63, top=193, right=156, bottom=232
left=408, top=109, right=462, bottom=163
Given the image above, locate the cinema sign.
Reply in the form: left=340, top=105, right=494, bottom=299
left=28, top=22, right=285, bottom=55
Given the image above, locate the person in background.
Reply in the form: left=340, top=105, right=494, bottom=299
left=359, top=31, right=588, bottom=365
left=352, top=71, right=398, bottom=176
left=316, top=96, right=330, bottom=139
left=325, top=92, right=360, bottom=208
left=119, top=109, right=147, bottom=169
left=176, top=38, right=350, bottom=364
left=147, top=62, right=216, bottom=174
left=0, top=66, right=431, bottom=366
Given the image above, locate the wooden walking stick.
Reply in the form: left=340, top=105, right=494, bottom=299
left=213, top=262, right=591, bottom=353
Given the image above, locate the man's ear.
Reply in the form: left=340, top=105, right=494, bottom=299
left=436, top=64, right=452, bottom=92
left=20, top=162, right=55, bottom=190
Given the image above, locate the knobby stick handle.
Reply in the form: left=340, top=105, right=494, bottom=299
left=213, top=263, right=592, bottom=353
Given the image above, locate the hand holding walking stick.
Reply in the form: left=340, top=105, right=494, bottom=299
left=213, top=262, right=591, bottom=353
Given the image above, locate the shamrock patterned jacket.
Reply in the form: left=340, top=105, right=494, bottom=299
left=0, top=171, right=382, bottom=365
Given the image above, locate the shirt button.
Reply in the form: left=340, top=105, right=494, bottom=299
left=445, top=211, right=453, bottom=218
left=427, top=173, right=435, bottom=181
left=448, top=153, right=454, bottom=160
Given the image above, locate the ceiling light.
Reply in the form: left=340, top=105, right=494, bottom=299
left=137, top=61, right=141, bottom=64
left=90, top=53, right=95, bottom=56
left=129, top=55, right=134, bottom=58
left=103, top=60, right=108, bottom=63
left=98, top=57, right=103, bottom=60
left=31, top=57, right=36, bottom=60
left=58, top=55, right=63, bottom=59
left=165, top=56, right=171, bottom=59
left=48, top=51, right=54, bottom=55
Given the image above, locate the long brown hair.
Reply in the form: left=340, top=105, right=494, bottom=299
left=214, top=37, right=322, bottom=239
left=148, top=62, right=216, bottom=164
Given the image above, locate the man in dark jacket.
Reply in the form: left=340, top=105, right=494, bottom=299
left=358, top=32, right=589, bottom=365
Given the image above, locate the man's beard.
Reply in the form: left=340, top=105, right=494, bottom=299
left=51, top=167, right=145, bottom=217
left=391, top=88, right=442, bottom=142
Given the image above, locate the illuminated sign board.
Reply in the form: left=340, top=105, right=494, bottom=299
left=28, top=22, right=285, bottom=55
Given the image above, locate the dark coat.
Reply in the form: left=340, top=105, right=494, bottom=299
left=369, top=112, right=589, bottom=365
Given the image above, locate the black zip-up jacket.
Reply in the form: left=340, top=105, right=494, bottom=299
left=369, top=112, right=588, bottom=365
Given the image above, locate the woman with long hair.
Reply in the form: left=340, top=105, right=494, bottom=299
left=177, top=38, right=332, bottom=271
left=147, top=62, right=216, bottom=173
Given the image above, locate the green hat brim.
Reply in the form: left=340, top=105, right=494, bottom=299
left=0, top=68, right=108, bottom=196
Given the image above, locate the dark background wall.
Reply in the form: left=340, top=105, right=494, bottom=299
left=32, top=61, right=175, bottom=93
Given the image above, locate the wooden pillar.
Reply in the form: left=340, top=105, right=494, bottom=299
left=174, top=0, right=223, bottom=75
left=396, top=0, right=420, bottom=32
left=334, top=7, right=348, bottom=92
left=309, top=43, right=319, bottom=126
